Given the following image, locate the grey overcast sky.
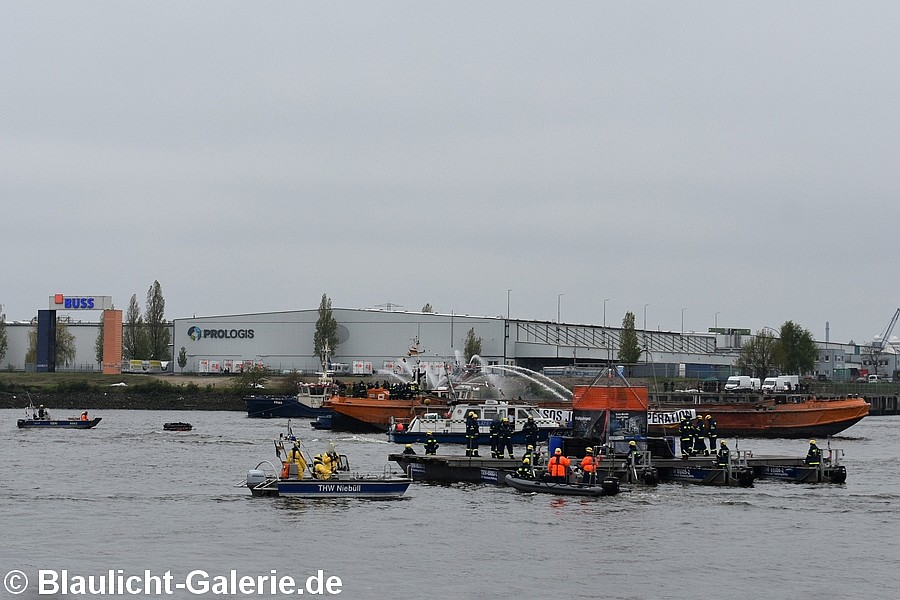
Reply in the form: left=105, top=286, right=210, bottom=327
left=2, top=2, right=898, bottom=344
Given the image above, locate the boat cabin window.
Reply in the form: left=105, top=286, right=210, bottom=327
left=516, top=409, right=531, bottom=420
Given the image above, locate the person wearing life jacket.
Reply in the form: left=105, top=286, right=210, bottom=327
left=522, top=416, right=539, bottom=448
left=465, top=411, right=480, bottom=457
left=38, top=405, right=48, bottom=420
left=80, top=411, right=89, bottom=421
left=716, top=440, right=730, bottom=468
left=312, top=454, right=327, bottom=479
left=424, top=431, right=439, bottom=455
left=580, top=447, right=599, bottom=484
left=402, top=443, right=416, bottom=455
left=805, top=440, right=822, bottom=467
left=547, top=448, right=570, bottom=483
left=679, top=416, right=692, bottom=458
left=705, top=415, right=717, bottom=452
left=288, top=443, right=307, bottom=479
left=498, top=417, right=514, bottom=458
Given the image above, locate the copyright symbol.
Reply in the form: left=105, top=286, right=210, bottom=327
left=4, top=570, right=28, bottom=594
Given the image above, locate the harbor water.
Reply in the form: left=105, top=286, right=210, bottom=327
left=1, top=409, right=898, bottom=600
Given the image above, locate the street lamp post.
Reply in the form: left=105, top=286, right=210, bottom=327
left=504, top=289, right=511, bottom=365
left=603, top=298, right=609, bottom=328
left=715, top=311, right=720, bottom=329
left=643, top=304, right=649, bottom=359
left=556, top=294, right=564, bottom=358
left=681, top=307, right=687, bottom=351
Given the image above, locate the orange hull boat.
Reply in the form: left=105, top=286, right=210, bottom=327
left=325, top=388, right=448, bottom=432
left=650, top=393, right=869, bottom=438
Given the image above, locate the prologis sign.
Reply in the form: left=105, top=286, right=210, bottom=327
left=48, top=294, right=114, bottom=311
left=188, top=325, right=255, bottom=341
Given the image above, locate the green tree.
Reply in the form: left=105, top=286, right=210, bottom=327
left=232, top=364, right=269, bottom=394
left=736, top=330, right=778, bottom=379
left=775, top=321, right=817, bottom=374
left=464, top=327, right=482, bottom=363
left=422, top=303, right=434, bottom=313
left=313, top=294, right=338, bottom=364
left=56, top=320, right=76, bottom=366
left=177, top=346, right=188, bottom=370
left=618, top=311, right=641, bottom=364
left=123, top=294, right=148, bottom=360
left=145, top=280, right=171, bottom=360
left=24, top=319, right=76, bottom=367
left=0, top=312, right=7, bottom=365
left=95, top=318, right=104, bottom=365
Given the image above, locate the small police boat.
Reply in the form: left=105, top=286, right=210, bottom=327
left=504, top=473, right=621, bottom=497
left=18, top=416, right=102, bottom=429
left=17, top=399, right=101, bottom=429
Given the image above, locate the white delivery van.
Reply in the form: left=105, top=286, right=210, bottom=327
left=724, top=376, right=760, bottom=391
left=761, top=375, right=799, bottom=392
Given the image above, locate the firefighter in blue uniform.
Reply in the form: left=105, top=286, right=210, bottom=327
left=522, top=415, right=539, bottom=448
left=424, top=431, right=439, bottom=455
left=498, top=417, right=514, bottom=458
left=716, top=440, right=730, bottom=467
left=679, top=416, right=693, bottom=458
left=805, top=440, right=822, bottom=466
left=489, top=416, right=501, bottom=458
left=693, top=416, right=708, bottom=456
left=465, top=411, right=480, bottom=457
left=705, top=415, right=717, bottom=452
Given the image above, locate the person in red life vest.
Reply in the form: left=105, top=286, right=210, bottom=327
left=547, top=448, right=570, bottom=483
left=580, top=447, right=599, bottom=484
left=80, top=411, right=89, bottom=421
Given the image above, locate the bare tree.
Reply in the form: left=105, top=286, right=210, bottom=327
left=736, top=330, right=778, bottom=379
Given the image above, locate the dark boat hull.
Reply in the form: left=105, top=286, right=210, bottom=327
left=17, top=417, right=102, bottom=429
left=504, top=474, right=620, bottom=496
left=163, top=422, right=193, bottom=431
left=244, top=395, right=330, bottom=419
left=275, top=478, right=411, bottom=498
left=387, top=430, right=553, bottom=445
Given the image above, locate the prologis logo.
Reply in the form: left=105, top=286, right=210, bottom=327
left=188, top=326, right=203, bottom=341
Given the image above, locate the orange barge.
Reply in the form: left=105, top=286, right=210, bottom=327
left=648, top=392, right=869, bottom=438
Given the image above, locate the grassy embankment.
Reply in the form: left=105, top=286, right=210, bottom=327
left=0, top=372, right=296, bottom=411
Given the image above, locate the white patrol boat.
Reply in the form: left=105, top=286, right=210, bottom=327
left=387, top=399, right=570, bottom=444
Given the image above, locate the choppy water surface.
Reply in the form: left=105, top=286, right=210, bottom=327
left=1, top=409, right=898, bottom=600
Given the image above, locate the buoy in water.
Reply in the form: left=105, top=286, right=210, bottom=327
left=395, top=423, right=405, bottom=432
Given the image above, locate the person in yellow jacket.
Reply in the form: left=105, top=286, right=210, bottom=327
left=287, top=442, right=307, bottom=479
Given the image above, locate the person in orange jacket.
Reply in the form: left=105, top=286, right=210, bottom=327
left=580, top=447, right=599, bottom=484
left=547, top=448, right=571, bottom=483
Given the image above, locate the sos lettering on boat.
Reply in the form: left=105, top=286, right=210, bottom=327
left=187, top=326, right=255, bottom=340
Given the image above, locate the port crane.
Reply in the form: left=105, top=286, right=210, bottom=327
left=874, top=308, right=900, bottom=350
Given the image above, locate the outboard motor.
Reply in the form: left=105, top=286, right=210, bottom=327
left=246, top=469, right=267, bottom=489
left=601, top=477, right=620, bottom=496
